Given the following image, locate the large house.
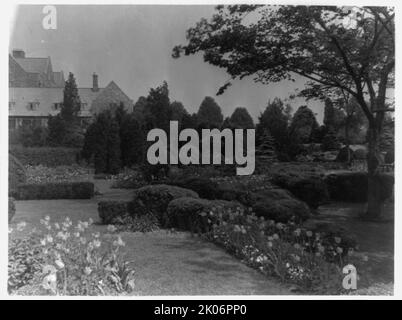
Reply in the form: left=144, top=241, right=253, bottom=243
left=9, top=49, right=133, bottom=129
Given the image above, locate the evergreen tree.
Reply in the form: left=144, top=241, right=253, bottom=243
left=61, top=72, right=81, bottom=123
left=229, top=107, right=254, bottom=129
left=82, top=110, right=121, bottom=174
left=289, top=106, right=319, bottom=144
left=143, top=81, right=171, bottom=132
left=256, top=129, right=277, bottom=162
left=321, top=128, right=341, bottom=151
left=256, top=98, right=289, bottom=152
left=197, top=96, right=224, bottom=129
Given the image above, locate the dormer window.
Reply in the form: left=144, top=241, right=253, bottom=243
left=28, top=102, right=39, bottom=111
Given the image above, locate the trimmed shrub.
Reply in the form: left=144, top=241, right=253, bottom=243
left=166, top=197, right=243, bottom=233
left=325, top=172, right=394, bottom=202
left=271, top=173, right=329, bottom=209
left=9, top=146, right=80, bottom=167
left=127, top=184, right=199, bottom=224
left=9, top=197, right=16, bottom=222
left=15, top=181, right=94, bottom=200
left=166, top=176, right=221, bottom=199
left=336, top=147, right=354, bottom=162
left=353, top=148, right=367, bottom=160
left=252, top=197, right=311, bottom=223
left=9, top=154, right=27, bottom=195
left=98, top=201, right=128, bottom=224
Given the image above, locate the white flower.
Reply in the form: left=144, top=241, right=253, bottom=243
left=107, top=225, right=117, bottom=233
left=16, top=221, right=27, bottom=231
left=46, top=235, right=53, bottom=243
left=113, top=236, right=125, bottom=247
left=93, top=240, right=101, bottom=248
left=306, top=230, right=313, bottom=237
left=84, top=266, right=92, bottom=275
left=55, top=259, right=65, bottom=269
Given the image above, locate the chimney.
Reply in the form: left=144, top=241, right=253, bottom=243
left=92, top=73, right=99, bottom=92
left=12, top=49, right=25, bottom=59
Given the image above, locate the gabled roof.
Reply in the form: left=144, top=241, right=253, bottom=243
left=53, top=71, right=65, bottom=87
left=14, top=57, right=50, bottom=74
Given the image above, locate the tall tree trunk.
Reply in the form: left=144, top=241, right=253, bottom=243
left=366, top=123, right=384, bottom=219
left=345, top=117, right=351, bottom=164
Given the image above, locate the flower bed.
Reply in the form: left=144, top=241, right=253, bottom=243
left=8, top=217, right=135, bottom=296
left=25, top=165, right=92, bottom=184
left=10, top=146, right=81, bottom=167
left=197, top=206, right=364, bottom=293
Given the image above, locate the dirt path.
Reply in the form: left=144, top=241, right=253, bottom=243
left=10, top=180, right=292, bottom=295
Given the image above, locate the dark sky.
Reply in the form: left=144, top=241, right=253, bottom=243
left=10, top=5, right=325, bottom=122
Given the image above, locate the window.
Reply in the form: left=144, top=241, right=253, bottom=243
left=9, top=101, right=15, bottom=111
left=80, top=102, right=88, bottom=111
left=27, top=102, right=39, bottom=111
left=53, top=102, right=63, bottom=110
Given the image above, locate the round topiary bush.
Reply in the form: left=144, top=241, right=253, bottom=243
left=9, top=197, right=16, bottom=222
left=166, top=197, right=243, bottom=233
left=252, top=197, right=311, bottom=223
left=353, top=148, right=367, bottom=160
left=127, top=184, right=199, bottom=224
left=336, top=146, right=355, bottom=162
left=271, top=173, right=329, bottom=209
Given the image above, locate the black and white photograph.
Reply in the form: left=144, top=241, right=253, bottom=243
left=4, top=1, right=399, bottom=300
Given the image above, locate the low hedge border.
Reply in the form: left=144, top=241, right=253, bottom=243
left=15, top=181, right=94, bottom=200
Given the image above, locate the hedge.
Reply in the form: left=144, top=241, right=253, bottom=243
left=325, top=172, right=394, bottom=202
left=15, top=181, right=94, bottom=200
left=9, top=197, right=16, bottom=222
left=9, top=154, right=26, bottom=195
left=271, top=173, right=329, bottom=209
left=127, top=184, right=199, bottom=224
left=98, top=201, right=128, bottom=224
left=166, top=197, right=244, bottom=233
left=9, top=146, right=80, bottom=167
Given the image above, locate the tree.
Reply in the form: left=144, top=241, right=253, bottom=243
left=196, top=96, right=224, bottom=129
left=120, top=114, right=146, bottom=167
left=229, top=107, right=254, bottom=129
left=289, top=106, right=319, bottom=144
left=61, top=72, right=81, bottom=123
left=170, top=101, right=189, bottom=124
left=173, top=5, right=394, bottom=218
left=256, top=98, right=290, bottom=152
left=82, top=110, right=120, bottom=174
left=48, top=72, right=83, bottom=147
left=256, top=129, right=277, bottom=162
left=324, top=98, right=344, bottom=132
left=143, top=82, right=171, bottom=132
